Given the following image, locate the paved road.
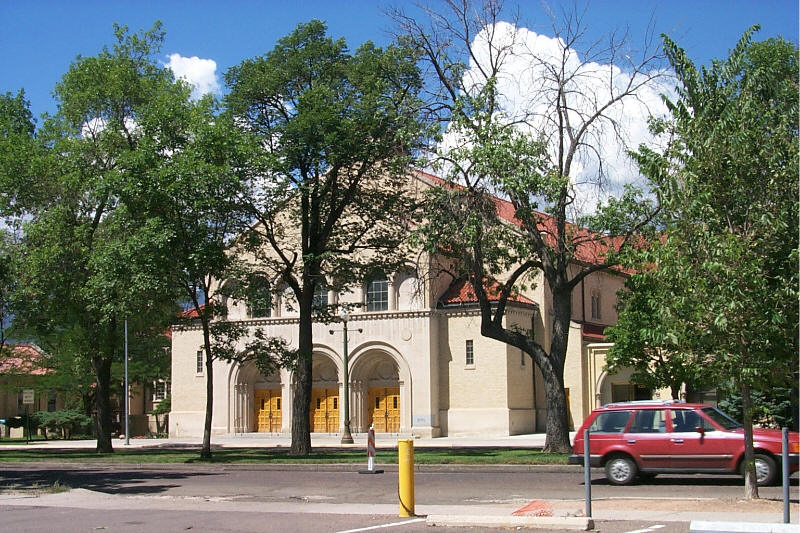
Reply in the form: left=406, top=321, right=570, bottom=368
left=0, top=464, right=796, bottom=532
left=0, top=462, right=793, bottom=502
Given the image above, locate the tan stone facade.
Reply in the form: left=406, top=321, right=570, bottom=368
left=170, top=262, right=647, bottom=438
left=169, top=173, right=649, bottom=438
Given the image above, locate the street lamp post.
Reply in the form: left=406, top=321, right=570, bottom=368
left=332, top=309, right=361, bottom=444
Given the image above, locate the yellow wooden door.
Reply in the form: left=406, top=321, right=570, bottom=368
left=386, top=387, right=400, bottom=433
left=369, top=387, right=400, bottom=433
left=255, top=390, right=281, bottom=432
left=310, top=388, right=339, bottom=432
left=269, top=392, right=282, bottom=432
left=326, top=389, right=339, bottom=432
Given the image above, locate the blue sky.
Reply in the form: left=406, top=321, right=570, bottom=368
left=1, top=0, right=797, bottom=119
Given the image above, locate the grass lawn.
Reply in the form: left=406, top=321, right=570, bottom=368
left=0, top=446, right=569, bottom=465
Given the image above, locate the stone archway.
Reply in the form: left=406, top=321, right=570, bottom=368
left=230, top=362, right=283, bottom=433
left=349, top=345, right=411, bottom=433
left=306, top=353, right=340, bottom=433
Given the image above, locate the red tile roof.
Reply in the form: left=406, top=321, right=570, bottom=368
left=0, top=344, right=50, bottom=376
left=414, top=170, right=633, bottom=275
left=440, top=278, right=536, bottom=307
left=178, top=304, right=205, bottom=319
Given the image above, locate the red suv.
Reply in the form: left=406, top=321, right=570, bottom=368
left=569, top=401, right=799, bottom=486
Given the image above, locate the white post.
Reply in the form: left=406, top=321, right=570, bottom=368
left=359, top=424, right=384, bottom=474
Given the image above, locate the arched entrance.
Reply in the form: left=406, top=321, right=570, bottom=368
left=351, top=349, right=404, bottom=433
left=309, top=354, right=339, bottom=432
left=231, top=362, right=284, bottom=433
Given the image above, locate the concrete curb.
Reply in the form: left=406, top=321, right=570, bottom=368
left=426, top=514, right=593, bottom=530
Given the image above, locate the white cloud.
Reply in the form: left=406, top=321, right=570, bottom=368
left=165, top=53, right=220, bottom=99
left=446, top=21, right=676, bottom=215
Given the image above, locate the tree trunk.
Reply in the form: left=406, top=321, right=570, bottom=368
left=541, top=286, right=573, bottom=453
left=291, top=288, right=314, bottom=455
left=540, top=360, right=571, bottom=452
left=670, top=382, right=682, bottom=400
left=91, top=354, right=114, bottom=453
left=200, top=318, right=214, bottom=460
left=741, top=381, right=759, bottom=499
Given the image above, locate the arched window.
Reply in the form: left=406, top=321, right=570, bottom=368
left=246, top=275, right=272, bottom=318
left=366, top=276, right=389, bottom=312
left=312, top=283, right=329, bottom=314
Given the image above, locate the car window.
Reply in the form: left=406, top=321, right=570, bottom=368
left=589, top=410, right=632, bottom=433
left=629, top=409, right=667, bottom=433
left=672, top=409, right=715, bottom=432
left=702, top=407, right=742, bottom=430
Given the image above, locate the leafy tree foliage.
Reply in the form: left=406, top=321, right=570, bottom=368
left=392, top=1, right=662, bottom=452
left=0, top=24, right=181, bottom=453
left=605, top=256, right=710, bottom=399
left=225, top=20, right=425, bottom=455
left=610, top=28, right=798, bottom=497
left=119, top=67, right=283, bottom=459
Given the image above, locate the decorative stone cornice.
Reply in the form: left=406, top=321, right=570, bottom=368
left=172, top=310, right=437, bottom=332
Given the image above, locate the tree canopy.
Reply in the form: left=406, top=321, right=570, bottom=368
left=607, top=28, right=798, bottom=498
left=0, top=23, right=182, bottom=452
left=393, top=0, right=663, bottom=452
left=225, top=20, right=426, bottom=454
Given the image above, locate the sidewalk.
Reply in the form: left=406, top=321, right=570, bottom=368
left=0, top=432, right=556, bottom=449
left=0, top=487, right=796, bottom=529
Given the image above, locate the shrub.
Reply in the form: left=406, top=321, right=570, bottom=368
left=34, top=410, right=92, bottom=439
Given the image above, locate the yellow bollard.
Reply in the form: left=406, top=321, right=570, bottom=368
left=398, top=438, right=415, bottom=517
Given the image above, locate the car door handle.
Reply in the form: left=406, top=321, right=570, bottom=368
left=671, top=438, right=684, bottom=443
left=627, top=439, right=636, bottom=444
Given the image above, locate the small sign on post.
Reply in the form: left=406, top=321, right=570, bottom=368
left=22, top=389, right=34, bottom=444
left=22, top=389, right=34, bottom=405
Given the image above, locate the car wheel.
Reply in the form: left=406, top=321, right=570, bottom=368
left=753, top=454, right=777, bottom=486
left=605, top=455, right=637, bottom=485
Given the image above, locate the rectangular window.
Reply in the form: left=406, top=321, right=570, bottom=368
left=589, top=410, right=633, bottom=433
left=196, top=350, right=204, bottom=374
left=47, top=392, right=57, bottom=412
left=611, top=383, right=651, bottom=403
left=154, top=381, right=168, bottom=401
left=629, top=409, right=667, bottom=433
left=366, top=279, right=389, bottom=312
left=591, top=292, right=602, bottom=320
left=465, top=340, right=474, bottom=366
left=246, top=275, right=272, bottom=318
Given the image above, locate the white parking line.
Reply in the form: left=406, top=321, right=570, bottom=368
left=335, top=518, right=426, bottom=533
left=624, top=525, right=666, bottom=533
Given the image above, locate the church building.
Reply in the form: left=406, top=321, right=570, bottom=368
left=169, top=172, right=657, bottom=438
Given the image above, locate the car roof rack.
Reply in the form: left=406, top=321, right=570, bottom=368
left=602, top=399, right=685, bottom=408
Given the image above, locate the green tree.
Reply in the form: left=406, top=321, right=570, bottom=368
left=0, top=90, right=39, bottom=355
left=1, top=24, right=180, bottom=453
left=225, top=20, right=425, bottom=454
left=605, top=252, right=709, bottom=399
left=124, top=81, right=282, bottom=459
left=0, top=230, right=16, bottom=354
left=392, top=1, right=662, bottom=452
left=614, top=29, right=798, bottom=497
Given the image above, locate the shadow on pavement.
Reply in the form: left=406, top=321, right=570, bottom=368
left=0, top=467, right=217, bottom=495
